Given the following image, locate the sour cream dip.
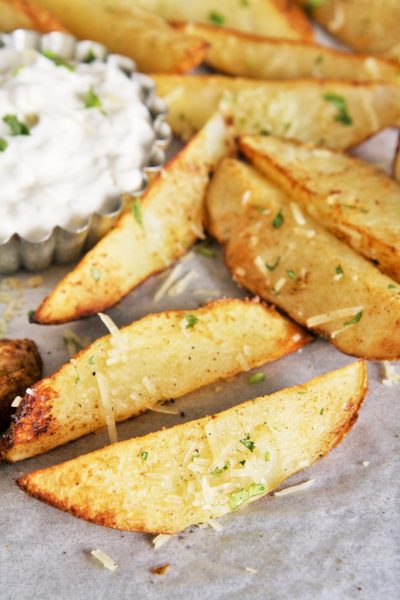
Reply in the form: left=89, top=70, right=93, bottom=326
left=0, top=47, right=155, bottom=242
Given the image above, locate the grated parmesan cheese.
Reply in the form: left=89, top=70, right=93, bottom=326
left=11, top=395, right=22, bottom=408
left=90, top=549, right=118, bottom=571
left=168, top=270, right=198, bottom=297
left=306, top=306, right=363, bottom=328
left=245, top=567, right=258, bottom=574
left=206, top=518, right=223, bottom=532
left=153, top=264, right=184, bottom=302
left=362, top=461, right=370, bottom=468
left=381, top=361, right=400, bottom=387
left=189, top=222, right=206, bottom=240
left=290, top=202, right=306, bottom=226
left=98, top=312, right=128, bottom=365
left=274, top=277, right=286, bottom=293
left=153, top=534, right=173, bottom=549
left=242, top=190, right=251, bottom=206
left=274, top=479, right=315, bottom=496
left=254, top=255, right=268, bottom=276
left=95, top=371, right=118, bottom=444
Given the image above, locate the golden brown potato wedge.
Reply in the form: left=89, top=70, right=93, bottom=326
left=0, top=339, right=42, bottom=431
left=153, top=74, right=400, bottom=148
left=135, top=0, right=312, bottom=40
left=0, top=0, right=68, bottom=32
left=1, top=299, right=310, bottom=463
left=296, top=0, right=400, bottom=61
left=17, top=361, right=367, bottom=534
left=33, top=0, right=207, bottom=73
left=206, top=158, right=400, bottom=360
left=33, top=113, right=233, bottom=325
left=176, top=21, right=400, bottom=83
left=238, top=135, right=400, bottom=283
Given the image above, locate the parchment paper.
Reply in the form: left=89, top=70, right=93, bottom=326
left=1, top=28, right=399, bottom=600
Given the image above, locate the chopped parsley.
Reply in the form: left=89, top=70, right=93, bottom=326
left=63, top=335, right=83, bottom=354
left=287, top=269, right=296, bottom=280
left=184, top=313, right=199, bottom=329
left=209, top=11, right=225, bottom=25
left=194, top=243, right=216, bottom=258
left=140, top=451, right=148, bottom=461
left=3, top=114, right=30, bottom=136
left=320, top=407, right=325, bottom=415
left=211, top=463, right=229, bottom=475
left=336, top=265, right=344, bottom=276
left=259, top=128, right=270, bottom=136
left=305, top=0, right=327, bottom=14
left=343, top=310, right=363, bottom=326
left=0, top=137, right=8, bottom=151
left=83, top=48, right=96, bottom=63
left=388, top=284, right=397, bottom=289
left=229, top=483, right=266, bottom=510
left=42, top=49, right=74, bottom=71
left=315, top=54, right=324, bottom=64
left=240, top=0, right=249, bottom=5
left=264, top=451, right=271, bottom=462
left=266, top=256, right=280, bottom=271
left=272, top=210, right=284, bottom=228
left=91, top=267, right=101, bottom=282
left=247, top=372, right=265, bottom=385
left=239, top=459, right=246, bottom=466
left=88, top=355, right=96, bottom=365
left=132, top=197, right=143, bottom=227
left=27, top=309, right=35, bottom=319
left=240, top=433, right=255, bottom=452
left=323, top=93, right=353, bottom=125
left=84, top=87, right=104, bottom=111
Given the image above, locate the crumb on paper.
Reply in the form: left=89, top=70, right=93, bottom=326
left=362, top=461, right=370, bottom=468
left=245, top=566, right=258, bottom=574
left=90, top=549, right=118, bottom=571
left=381, top=361, right=400, bottom=387
left=274, top=479, right=316, bottom=497
left=150, top=563, right=170, bottom=575
left=153, top=534, right=173, bottom=549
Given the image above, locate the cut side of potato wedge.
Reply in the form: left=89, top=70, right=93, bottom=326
left=17, top=361, right=367, bottom=534
left=34, top=0, right=207, bottom=73
left=238, top=135, right=400, bottom=283
left=176, top=21, right=400, bottom=83
left=135, top=0, right=312, bottom=40
left=206, top=158, right=400, bottom=360
left=296, top=0, right=400, bottom=60
left=153, top=75, right=400, bottom=149
left=0, top=0, right=68, bottom=32
left=33, top=113, right=233, bottom=324
left=1, top=299, right=309, bottom=463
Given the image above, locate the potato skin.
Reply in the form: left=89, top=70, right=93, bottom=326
left=0, top=339, right=42, bottom=431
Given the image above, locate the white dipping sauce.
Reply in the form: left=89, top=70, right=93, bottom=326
left=0, top=47, right=155, bottom=242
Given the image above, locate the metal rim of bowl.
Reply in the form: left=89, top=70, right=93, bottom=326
left=0, top=30, right=172, bottom=274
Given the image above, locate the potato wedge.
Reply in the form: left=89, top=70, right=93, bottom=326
left=153, top=75, right=400, bottom=148
left=0, top=0, right=68, bottom=32
left=238, top=135, right=400, bottom=283
left=176, top=21, right=400, bottom=83
left=17, top=361, right=367, bottom=534
left=33, top=0, right=207, bottom=73
left=33, top=113, right=233, bottom=325
left=0, top=339, right=42, bottom=431
left=134, top=0, right=312, bottom=40
left=296, top=0, right=400, bottom=61
left=206, top=159, right=400, bottom=360
left=1, top=299, right=309, bottom=463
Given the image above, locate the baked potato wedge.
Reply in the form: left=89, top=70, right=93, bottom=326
left=0, top=0, right=68, bottom=32
left=238, top=135, right=400, bottom=283
left=0, top=339, right=42, bottom=431
left=176, top=21, right=400, bottom=83
left=33, top=0, right=207, bottom=73
left=206, top=158, right=400, bottom=360
left=1, top=299, right=309, bottom=463
left=296, top=0, right=400, bottom=61
left=134, top=0, right=312, bottom=40
left=33, top=113, right=233, bottom=324
left=17, top=361, right=367, bottom=534
left=153, top=75, right=400, bottom=148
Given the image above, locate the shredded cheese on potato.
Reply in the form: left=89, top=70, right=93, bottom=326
left=95, top=371, right=118, bottom=444
left=98, top=312, right=129, bottom=365
left=290, top=202, right=306, bottom=226
left=307, top=306, right=364, bottom=328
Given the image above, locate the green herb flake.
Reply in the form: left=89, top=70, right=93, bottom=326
left=343, top=310, right=363, bottom=327
left=194, top=243, right=216, bottom=258
left=27, top=309, right=35, bottom=319
left=84, top=87, right=104, bottom=111
left=184, top=313, right=199, bottom=329
left=63, top=335, right=83, bottom=353
left=88, top=355, right=96, bottom=365
left=83, top=48, right=96, bottom=63
left=287, top=269, right=296, bottom=280
left=132, top=197, right=143, bottom=227
left=247, top=372, right=265, bottom=385
left=320, top=407, right=325, bottom=415
left=239, top=459, right=246, bottom=466
left=0, top=137, right=8, bottom=152
left=305, top=0, right=327, bottom=14
left=240, top=433, right=255, bottom=452
left=315, top=54, right=324, bottom=64
left=264, top=451, right=271, bottom=462
left=388, top=284, right=397, bottom=289
left=240, top=0, right=249, bottom=5
left=42, top=49, right=74, bottom=71
left=3, top=114, right=30, bottom=136
left=91, top=267, right=101, bottom=282
left=323, top=93, right=353, bottom=125
left=272, top=210, right=284, bottom=229
left=209, top=11, right=225, bottom=25
left=211, top=463, right=229, bottom=475
left=140, top=451, right=148, bottom=461
left=336, top=265, right=344, bottom=276
left=229, top=483, right=266, bottom=510
left=266, top=256, right=280, bottom=272
left=259, top=128, right=270, bottom=136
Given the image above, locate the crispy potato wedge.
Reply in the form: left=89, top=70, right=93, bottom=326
left=0, top=339, right=42, bottom=431
left=206, top=159, right=400, bottom=359
left=176, top=21, right=400, bottom=83
left=17, top=361, right=367, bottom=534
left=238, top=135, right=400, bottom=283
left=33, top=113, right=233, bottom=324
left=33, top=0, right=207, bottom=73
left=153, top=75, right=400, bottom=148
left=0, top=0, right=67, bottom=32
left=296, top=0, right=400, bottom=61
left=1, top=299, right=309, bottom=463
left=135, top=0, right=312, bottom=40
